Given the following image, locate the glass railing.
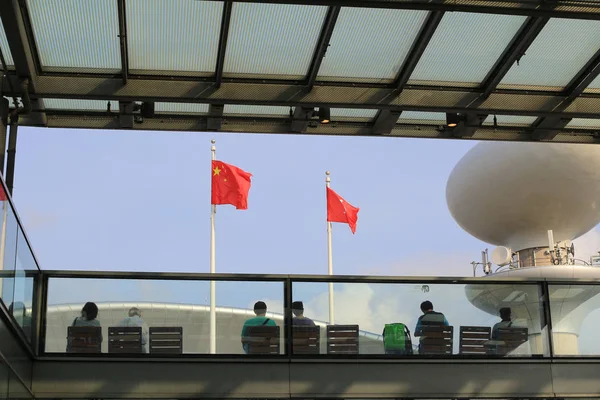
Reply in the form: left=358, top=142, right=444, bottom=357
left=38, top=273, right=585, bottom=358
left=0, top=180, right=40, bottom=345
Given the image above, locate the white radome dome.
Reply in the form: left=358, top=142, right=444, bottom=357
left=446, top=142, right=600, bottom=251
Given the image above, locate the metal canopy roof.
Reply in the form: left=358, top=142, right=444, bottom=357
left=3, top=0, right=600, bottom=143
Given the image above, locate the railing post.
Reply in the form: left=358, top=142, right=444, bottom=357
left=284, top=276, right=293, bottom=358
left=540, top=280, right=554, bottom=358
left=31, top=272, right=48, bottom=356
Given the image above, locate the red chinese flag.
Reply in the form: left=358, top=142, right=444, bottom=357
left=211, top=160, right=252, bottom=210
left=326, top=187, right=359, bottom=234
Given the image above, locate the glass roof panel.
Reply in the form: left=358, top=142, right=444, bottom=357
left=156, top=103, right=209, bottom=114
left=398, top=111, right=446, bottom=122
left=127, top=0, right=222, bottom=74
left=0, top=19, right=14, bottom=67
left=330, top=108, right=378, bottom=119
left=27, top=0, right=120, bottom=72
left=483, top=115, right=537, bottom=126
left=410, top=13, right=527, bottom=85
left=317, top=8, right=427, bottom=83
left=585, top=73, right=600, bottom=90
left=224, top=105, right=289, bottom=116
left=565, top=118, right=600, bottom=128
left=43, top=99, right=118, bottom=110
left=224, top=3, right=327, bottom=79
left=500, top=18, right=600, bottom=88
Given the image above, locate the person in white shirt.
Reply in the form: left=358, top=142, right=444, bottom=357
left=117, top=307, right=149, bottom=353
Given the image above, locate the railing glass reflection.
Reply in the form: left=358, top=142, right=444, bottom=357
left=42, top=275, right=555, bottom=357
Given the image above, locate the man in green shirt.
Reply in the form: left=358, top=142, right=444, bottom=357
left=241, top=301, right=277, bottom=354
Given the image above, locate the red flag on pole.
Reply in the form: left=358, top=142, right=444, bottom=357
left=211, top=160, right=252, bottom=210
left=326, top=186, right=359, bottom=234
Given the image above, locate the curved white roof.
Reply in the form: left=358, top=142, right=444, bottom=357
left=45, top=302, right=383, bottom=354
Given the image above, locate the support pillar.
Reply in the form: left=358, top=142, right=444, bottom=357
left=6, top=113, right=18, bottom=196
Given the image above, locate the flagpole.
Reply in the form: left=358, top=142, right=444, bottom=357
left=326, top=171, right=335, bottom=325
left=209, top=139, right=217, bottom=354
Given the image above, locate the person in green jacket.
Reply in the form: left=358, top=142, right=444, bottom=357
left=241, top=301, right=276, bottom=353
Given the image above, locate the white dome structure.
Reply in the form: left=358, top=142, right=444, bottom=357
left=447, top=142, right=600, bottom=355
left=446, top=142, right=600, bottom=251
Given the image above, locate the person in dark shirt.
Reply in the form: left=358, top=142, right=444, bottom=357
left=492, top=307, right=513, bottom=339
left=291, top=301, right=315, bottom=326
left=414, top=300, right=449, bottom=353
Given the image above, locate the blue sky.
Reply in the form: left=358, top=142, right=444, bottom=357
left=14, top=127, right=484, bottom=275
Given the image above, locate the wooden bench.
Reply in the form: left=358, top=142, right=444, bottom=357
left=491, top=327, right=528, bottom=356
left=420, top=325, right=453, bottom=355
left=459, top=326, right=491, bottom=355
left=244, top=325, right=280, bottom=354
left=67, top=326, right=102, bottom=353
left=327, top=325, right=359, bottom=355
left=149, top=327, right=183, bottom=354
left=292, top=325, right=320, bottom=355
left=108, top=326, right=142, bottom=354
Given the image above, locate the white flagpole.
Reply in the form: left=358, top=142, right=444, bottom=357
left=209, top=140, right=217, bottom=354
left=326, top=171, right=335, bottom=325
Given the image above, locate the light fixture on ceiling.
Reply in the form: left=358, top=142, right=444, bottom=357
left=318, top=107, right=330, bottom=124
left=446, top=112, right=460, bottom=127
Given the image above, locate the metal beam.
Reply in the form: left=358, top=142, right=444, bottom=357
left=27, top=75, right=600, bottom=119
left=372, top=109, right=401, bottom=134
left=229, top=0, right=596, bottom=21
left=531, top=116, right=573, bottom=141
left=452, top=113, right=488, bottom=138
left=291, top=106, right=314, bottom=132
left=117, top=0, right=129, bottom=85
left=207, top=104, right=224, bottom=130
left=480, top=17, right=549, bottom=97
left=393, top=11, right=444, bottom=91
left=305, top=6, right=340, bottom=89
left=119, top=101, right=135, bottom=128
left=215, top=1, right=233, bottom=88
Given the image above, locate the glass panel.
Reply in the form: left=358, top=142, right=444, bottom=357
left=549, top=284, right=600, bottom=356
left=500, top=18, right=600, bottom=88
left=565, top=118, right=600, bottom=128
left=127, top=0, right=222, bottom=75
left=156, top=103, right=209, bottom=114
left=317, top=8, right=427, bottom=83
left=398, top=111, right=446, bottom=122
left=224, top=3, right=327, bottom=79
left=410, top=13, right=527, bottom=86
left=224, top=105, right=289, bottom=116
left=0, top=198, right=18, bottom=311
left=43, top=99, right=119, bottom=111
left=27, top=0, right=120, bottom=72
left=586, top=72, right=600, bottom=90
left=330, top=108, right=378, bottom=120
left=11, top=228, right=35, bottom=342
left=483, top=115, right=537, bottom=126
left=0, top=19, right=14, bottom=68
left=45, top=277, right=284, bottom=354
left=292, top=281, right=547, bottom=356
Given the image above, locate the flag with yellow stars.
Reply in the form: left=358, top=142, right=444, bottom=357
left=211, top=160, right=252, bottom=210
left=326, top=186, right=359, bottom=234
